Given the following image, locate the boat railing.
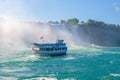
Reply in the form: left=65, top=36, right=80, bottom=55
left=33, top=43, right=66, bottom=47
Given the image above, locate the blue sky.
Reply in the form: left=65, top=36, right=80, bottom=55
left=0, top=0, right=120, bottom=24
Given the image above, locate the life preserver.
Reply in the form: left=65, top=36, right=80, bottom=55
left=32, top=46, right=35, bottom=50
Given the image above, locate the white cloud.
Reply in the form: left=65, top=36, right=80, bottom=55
left=113, top=2, right=120, bottom=12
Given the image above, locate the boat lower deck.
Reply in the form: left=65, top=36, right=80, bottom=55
left=33, top=51, right=67, bottom=56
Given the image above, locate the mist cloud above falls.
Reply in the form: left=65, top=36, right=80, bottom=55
left=0, top=18, right=80, bottom=49
left=0, top=0, right=41, bottom=49
left=0, top=18, right=51, bottom=49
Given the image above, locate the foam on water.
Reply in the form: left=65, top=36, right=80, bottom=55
left=24, top=77, right=57, bottom=80
left=63, top=56, right=76, bottom=60
left=0, top=48, right=42, bottom=64
left=110, top=73, right=120, bottom=77
left=0, top=77, right=17, bottom=80
left=63, top=78, right=76, bottom=80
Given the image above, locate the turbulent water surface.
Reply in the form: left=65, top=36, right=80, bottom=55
left=0, top=47, right=120, bottom=80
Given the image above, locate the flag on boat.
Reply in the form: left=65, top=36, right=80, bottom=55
left=40, top=36, right=44, bottom=41
left=40, top=36, right=43, bottom=39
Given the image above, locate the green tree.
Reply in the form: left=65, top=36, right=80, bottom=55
left=55, top=21, right=59, bottom=24
left=48, top=21, right=53, bottom=24
left=81, top=21, right=84, bottom=24
left=66, top=18, right=79, bottom=26
left=60, top=20, right=66, bottom=24
left=48, top=21, right=59, bottom=24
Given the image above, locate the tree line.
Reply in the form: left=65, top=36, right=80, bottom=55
left=48, top=18, right=120, bottom=28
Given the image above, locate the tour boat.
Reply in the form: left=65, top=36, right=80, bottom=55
left=32, top=40, right=67, bottom=56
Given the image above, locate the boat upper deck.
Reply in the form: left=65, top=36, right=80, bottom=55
left=33, top=40, right=67, bottom=48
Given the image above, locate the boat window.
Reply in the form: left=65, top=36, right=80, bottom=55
left=40, top=48, right=46, bottom=51
left=51, top=48, right=53, bottom=51
left=55, top=48, right=58, bottom=50
left=46, top=48, right=51, bottom=51
left=59, top=48, right=61, bottom=50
